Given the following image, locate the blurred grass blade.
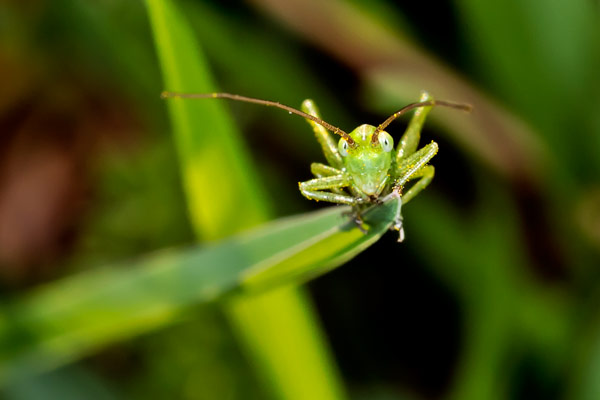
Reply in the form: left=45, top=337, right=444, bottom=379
left=145, top=0, right=269, bottom=237
left=145, top=0, right=347, bottom=398
left=0, top=200, right=398, bottom=384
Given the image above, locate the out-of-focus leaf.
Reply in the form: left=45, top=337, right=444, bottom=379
left=0, top=199, right=398, bottom=385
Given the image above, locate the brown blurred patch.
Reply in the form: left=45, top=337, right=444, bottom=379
left=0, top=51, right=143, bottom=285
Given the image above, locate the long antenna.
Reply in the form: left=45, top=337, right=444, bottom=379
left=161, top=92, right=356, bottom=147
left=371, top=100, right=472, bottom=145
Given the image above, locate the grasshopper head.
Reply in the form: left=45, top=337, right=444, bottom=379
left=339, top=124, right=394, bottom=198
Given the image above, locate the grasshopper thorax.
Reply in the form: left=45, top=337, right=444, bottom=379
left=338, top=124, right=394, bottom=198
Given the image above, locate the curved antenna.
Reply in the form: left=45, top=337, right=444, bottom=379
left=161, top=92, right=356, bottom=147
left=371, top=100, right=472, bottom=145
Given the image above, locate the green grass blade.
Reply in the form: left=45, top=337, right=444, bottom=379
left=145, top=0, right=349, bottom=398
left=146, top=0, right=270, bottom=237
left=0, top=200, right=398, bottom=385
left=240, top=201, right=398, bottom=292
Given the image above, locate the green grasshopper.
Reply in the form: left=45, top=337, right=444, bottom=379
left=161, top=91, right=470, bottom=241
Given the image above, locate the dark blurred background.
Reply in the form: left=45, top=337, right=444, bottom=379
left=1, top=0, right=599, bottom=399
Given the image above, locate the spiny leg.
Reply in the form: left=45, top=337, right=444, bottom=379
left=389, top=187, right=405, bottom=242
left=299, top=174, right=358, bottom=205
left=394, top=141, right=438, bottom=188
left=401, top=165, right=435, bottom=204
left=310, top=161, right=361, bottom=199
left=302, top=100, right=344, bottom=170
left=300, top=172, right=369, bottom=232
left=378, top=187, right=405, bottom=241
left=311, top=162, right=345, bottom=195
left=310, top=162, right=342, bottom=177
left=396, top=91, right=434, bottom=161
left=387, top=141, right=437, bottom=241
left=353, top=211, right=368, bottom=234
left=380, top=165, right=434, bottom=242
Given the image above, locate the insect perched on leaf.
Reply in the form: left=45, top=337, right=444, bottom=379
left=161, top=91, right=471, bottom=241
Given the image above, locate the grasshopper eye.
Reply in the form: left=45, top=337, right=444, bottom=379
left=338, top=139, right=350, bottom=157
left=378, top=132, right=393, bottom=152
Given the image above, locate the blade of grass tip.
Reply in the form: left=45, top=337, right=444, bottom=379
left=240, top=198, right=400, bottom=293
left=145, top=0, right=347, bottom=399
